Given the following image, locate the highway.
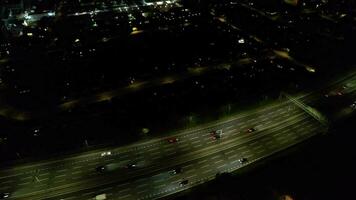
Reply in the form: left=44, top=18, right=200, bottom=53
left=2, top=67, right=356, bottom=199
left=1, top=2, right=355, bottom=200
left=0, top=96, right=325, bottom=200
left=0, top=64, right=356, bottom=200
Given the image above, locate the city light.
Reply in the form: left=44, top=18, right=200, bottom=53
left=0, top=1, right=354, bottom=200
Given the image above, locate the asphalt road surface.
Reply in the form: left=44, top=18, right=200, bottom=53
left=2, top=70, right=356, bottom=200
left=0, top=100, right=324, bottom=200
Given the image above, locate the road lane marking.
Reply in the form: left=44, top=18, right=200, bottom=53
left=137, top=189, right=149, bottom=194
left=190, top=136, right=199, bottom=140
left=20, top=176, right=32, bottom=181
left=57, top=169, right=67, bottom=172
left=214, top=160, right=224, bottom=164
left=186, top=174, right=197, bottom=179
left=120, top=194, right=131, bottom=199
left=18, top=182, right=30, bottom=186
left=55, top=174, right=66, bottom=178
left=226, top=125, right=234, bottom=130
left=154, top=178, right=165, bottom=183
left=217, top=164, right=226, bottom=169
left=201, top=164, right=209, bottom=168
left=198, top=160, right=208, bottom=164
left=211, top=155, right=221, bottom=160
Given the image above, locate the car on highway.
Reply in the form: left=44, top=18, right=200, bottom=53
left=350, top=101, right=356, bottom=109
left=247, top=128, right=256, bottom=133
left=125, top=163, right=137, bottom=169
left=96, top=163, right=121, bottom=172
left=324, top=88, right=344, bottom=97
left=94, top=193, right=106, bottom=200
left=0, top=192, right=10, bottom=199
left=211, top=129, right=223, bottom=140
left=96, top=165, right=107, bottom=172
left=238, top=158, right=248, bottom=164
left=180, top=179, right=189, bottom=186
left=170, top=167, right=182, bottom=175
left=100, top=151, right=112, bottom=157
left=167, top=137, right=179, bottom=143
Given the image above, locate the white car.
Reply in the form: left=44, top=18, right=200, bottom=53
left=100, top=151, right=112, bottom=157
left=0, top=192, right=10, bottom=199
left=94, top=194, right=106, bottom=200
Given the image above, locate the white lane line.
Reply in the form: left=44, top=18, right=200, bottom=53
left=225, top=150, right=235, bottom=155
left=147, top=147, right=160, bottom=152
left=184, top=163, right=194, bottom=168
left=217, top=164, right=226, bottom=169
left=265, top=119, right=275, bottom=125
left=55, top=179, right=66, bottom=183
left=55, top=174, right=66, bottom=178
left=255, top=149, right=265, bottom=154
left=254, top=145, right=264, bottom=150
left=154, top=179, right=165, bottom=183
left=81, top=191, right=95, bottom=196
left=191, top=140, right=201, bottom=144
left=201, top=164, right=209, bottom=168
left=57, top=168, right=67, bottom=172
left=211, top=155, right=221, bottom=160
left=190, top=136, right=199, bottom=140
left=206, top=141, right=215, bottom=145
left=18, top=182, right=30, bottom=186
left=249, top=141, right=259, bottom=146
left=184, top=168, right=194, bottom=173
left=39, top=172, right=49, bottom=176
left=214, top=160, right=223, bottom=164
left=137, top=189, right=149, bottom=194
left=226, top=125, right=234, bottom=130
left=198, top=160, right=208, bottom=164
left=63, top=196, right=76, bottom=200
left=20, top=176, right=32, bottom=181
left=99, top=187, right=112, bottom=192
left=179, top=143, right=190, bottom=148
left=39, top=177, right=49, bottom=181
left=0, top=180, right=14, bottom=184
left=120, top=194, right=132, bottom=199
left=241, top=150, right=250, bottom=155
left=117, top=188, right=130, bottom=193
left=186, top=174, right=197, bottom=179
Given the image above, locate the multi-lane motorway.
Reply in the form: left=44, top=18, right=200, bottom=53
left=1, top=74, right=356, bottom=200
left=1, top=71, right=356, bottom=200
left=1, top=98, right=325, bottom=200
